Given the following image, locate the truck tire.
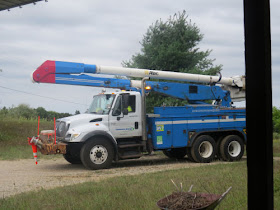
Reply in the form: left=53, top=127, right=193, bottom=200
left=220, top=135, right=244, bottom=161
left=215, top=136, right=224, bottom=159
left=63, top=153, right=81, bottom=164
left=186, top=147, right=195, bottom=162
left=191, top=135, right=216, bottom=163
left=162, top=148, right=187, bottom=159
left=80, top=138, right=114, bottom=170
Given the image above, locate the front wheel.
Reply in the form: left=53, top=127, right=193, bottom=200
left=220, top=135, right=244, bottom=161
left=191, top=135, right=216, bottom=163
left=80, top=138, right=114, bottom=170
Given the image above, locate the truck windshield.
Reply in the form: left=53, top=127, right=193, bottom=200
left=88, top=94, right=115, bottom=115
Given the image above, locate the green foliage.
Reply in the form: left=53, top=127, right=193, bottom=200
left=274, top=132, right=280, bottom=140
left=123, top=11, right=222, bottom=111
left=0, top=105, right=72, bottom=160
left=36, top=107, right=48, bottom=119
left=8, top=104, right=36, bottom=119
left=0, top=117, right=54, bottom=160
left=274, top=139, right=280, bottom=157
left=0, top=104, right=71, bottom=121
left=273, top=106, right=280, bottom=133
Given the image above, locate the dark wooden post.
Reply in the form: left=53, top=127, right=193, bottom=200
left=244, top=0, right=274, bottom=209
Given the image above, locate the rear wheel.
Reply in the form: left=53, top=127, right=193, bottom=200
left=80, top=138, right=114, bottom=170
left=220, top=135, right=244, bottom=161
left=191, top=135, right=216, bottom=163
left=162, top=148, right=187, bottom=159
left=186, top=147, right=195, bottom=162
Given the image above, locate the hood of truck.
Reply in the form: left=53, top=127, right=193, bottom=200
left=59, top=113, right=105, bottom=123
left=57, top=114, right=108, bottom=135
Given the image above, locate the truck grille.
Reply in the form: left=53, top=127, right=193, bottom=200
left=56, top=121, right=67, bottom=138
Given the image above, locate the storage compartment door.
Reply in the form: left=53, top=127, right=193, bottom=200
left=153, top=121, right=173, bottom=149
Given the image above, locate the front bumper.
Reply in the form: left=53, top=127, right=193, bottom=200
left=39, top=142, right=67, bottom=155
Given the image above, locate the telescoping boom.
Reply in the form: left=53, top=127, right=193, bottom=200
left=32, top=60, right=245, bottom=102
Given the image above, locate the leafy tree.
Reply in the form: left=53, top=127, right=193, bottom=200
left=9, top=104, right=35, bottom=119
left=36, top=107, right=48, bottom=119
left=123, top=11, right=222, bottom=112
left=273, top=106, right=280, bottom=133
left=0, top=106, right=8, bottom=116
left=0, top=105, right=71, bottom=120
left=75, top=110, right=81, bottom=115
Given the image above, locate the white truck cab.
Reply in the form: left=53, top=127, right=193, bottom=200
left=58, top=91, right=142, bottom=143
left=54, top=91, right=144, bottom=169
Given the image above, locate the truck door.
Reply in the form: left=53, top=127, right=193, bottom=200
left=109, top=94, right=142, bottom=138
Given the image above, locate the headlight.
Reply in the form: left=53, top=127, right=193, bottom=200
left=56, top=122, right=70, bottom=138
left=70, top=133, right=81, bottom=141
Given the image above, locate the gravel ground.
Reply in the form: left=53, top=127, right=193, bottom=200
left=0, top=155, right=247, bottom=198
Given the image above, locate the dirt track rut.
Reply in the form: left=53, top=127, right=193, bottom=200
left=0, top=155, right=245, bottom=198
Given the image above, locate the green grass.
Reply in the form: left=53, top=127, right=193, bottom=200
left=0, top=161, right=279, bottom=209
left=274, top=139, right=280, bottom=157
left=0, top=117, right=57, bottom=160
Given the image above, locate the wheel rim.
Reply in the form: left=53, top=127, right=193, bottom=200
left=89, top=145, right=108, bottom=164
left=198, top=141, right=213, bottom=158
left=227, top=141, right=241, bottom=157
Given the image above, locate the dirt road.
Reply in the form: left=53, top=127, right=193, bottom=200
left=0, top=155, right=244, bottom=198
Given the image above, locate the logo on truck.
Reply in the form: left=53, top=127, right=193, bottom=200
left=145, top=70, right=159, bottom=76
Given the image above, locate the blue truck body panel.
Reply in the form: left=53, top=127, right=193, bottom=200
left=147, top=105, right=246, bottom=150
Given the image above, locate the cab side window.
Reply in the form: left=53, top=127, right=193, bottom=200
left=127, top=95, right=136, bottom=113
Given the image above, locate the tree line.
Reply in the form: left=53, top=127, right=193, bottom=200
left=0, top=104, right=75, bottom=120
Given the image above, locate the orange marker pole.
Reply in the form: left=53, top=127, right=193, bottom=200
left=32, top=144, right=38, bottom=165
left=54, top=117, right=56, bottom=144
left=28, top=137, right=38, bottom=165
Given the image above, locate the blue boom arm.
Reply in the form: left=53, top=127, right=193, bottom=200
left=32, top=60, right=232, bottom=107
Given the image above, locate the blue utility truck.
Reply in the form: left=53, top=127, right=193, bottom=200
left=30, top=60, right=246, bottom=170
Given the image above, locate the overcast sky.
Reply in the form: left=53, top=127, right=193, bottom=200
left=0, top=0, right=279, bottom=114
